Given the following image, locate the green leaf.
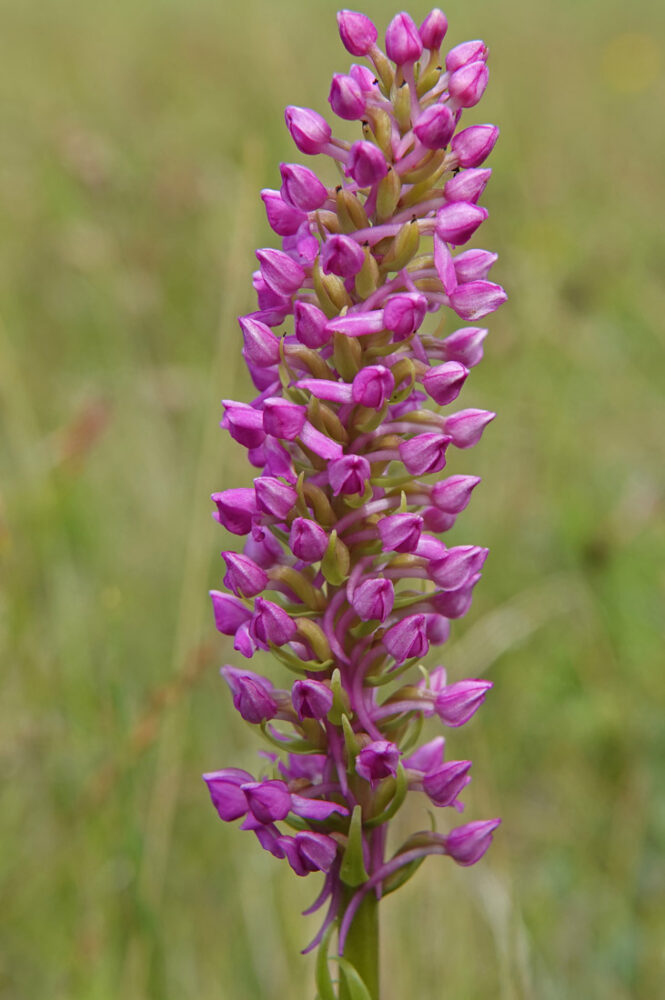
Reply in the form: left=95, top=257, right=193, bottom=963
left=315, top=925, right=337, bottom=1000
left=337, top=958, right=373, bottom=1000
left=340, top=805, right=369, bottom=887
left=364, top=762, right=408, bottom=829
left=381, top=857, right=425, bottom=897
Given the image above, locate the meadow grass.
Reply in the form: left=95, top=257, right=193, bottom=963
left=1, top=0, right=664, bottom=996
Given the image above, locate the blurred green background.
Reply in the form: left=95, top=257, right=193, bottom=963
left=1, top=0, right=664, bottom=997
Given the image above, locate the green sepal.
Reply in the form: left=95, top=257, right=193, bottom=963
left=349, top=619, right=380, bottom=640
left=340, top=805, right=369, bottom=887
left=337, top=957, right=373, bottom=1000
left=321, top=529, right=350, bottom=586
left=258, top=721, right=321, bottom=755
left=315, top=925, right=337, bottom=1000
left=328, top=669, right=350, bottom=725
left=364, top=656, right=420, bottom=687
left=332, top=331, right=362, bottom=380
left=380, top=856, right=425, bottom=898
left=341, top=714, right=360, bottom=760
left=397, top=712, right=424, bottom=755
left=268, top=642, right=333, bottom=675
left=364, top=762, right=408, bottom=829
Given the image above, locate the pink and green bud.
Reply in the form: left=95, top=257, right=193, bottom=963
left=289, top=517, right=329, bottom=562
left=294, top=300, right=331, bottom=347
left=210, top=590, right=252, bottom=635
left=352, top=364, right=395, bottom=407
left=262, top=398, right=307, bottom=440
left=280, top=831, right=338, bottom=875
left=444, top=167, right=492, bottom=204
left=261, top=189, right=306, bottom=236
left=431, top=475, right=481, bottom=514
left=203, top=768, right=253, bottom=822
left=221, top=401, right=266, bottom=449
left=445, top=818, right=501, bottom=866
left=404, top=736, right=445, bottom=773
left=385, top=12, right=423, bottom=65
left=238, top=315, right=281, bottom=367
left=423, top=760, right=472, bottom=807
left=378, top=513, right=423, bottom=553
left=356, top=740, right=400, bottom=787
left=347, top=140, right=389, bottom=187
left=256, top=247, right=305, bottom=295
left=211, top=488, right=257, bottom=535
left=321, top=233, right=366, bottom=277
left=436, top=202, right=488, bottom=245
left=451, top=124, right=499, bottom=168
left=329, top=454, right=371, bottom=495
left=450, top=280, right=507, bottom=320
left=422, top=361, right=469, bottom=406
left=222, top=552, right=269, bottom=598
left=337, top=9, right=378, bottom=57
left=445, top=40, right=488, bottom=73
left=420, top=9, right=448, bottom=49
left=292, top=678, right=334, bottom=720
left=413, top=104, right=456, bottom=150
left=383, top=292, right=427, bottom=338
left=254, top=476, right=298, bottom=519
left=453, top=249, right=498, bottom=283
left=280, top=162, right=328, bottom=210
left=329, top=72, right=366, bottom=120
left=448, top=61, right=490, bottom=108
left=221, top=666, right=278, bottom=724
left=243, top=780, right=292, bottom=823
left=441, top=326, right=488, bottom=367
left=384, top=614, right=429, bottom=663
left=429, top=545, right=488, bottom=590
left=399, top=432, right=452, bottom=475
left=251, top=597, right=297, bottom=648
left=350, top=577, right=394, bottom=622
left=284, top=105, right=332, bottom=155
left=444, top=408, right=496, bottom=448
left=435, top=679, right=493, bottom=726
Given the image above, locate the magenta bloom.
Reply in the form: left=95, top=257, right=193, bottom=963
left=203, top=9, right=505, bottom=990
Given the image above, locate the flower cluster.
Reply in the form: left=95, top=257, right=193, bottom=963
left=204, top=7, right=504, bottom=980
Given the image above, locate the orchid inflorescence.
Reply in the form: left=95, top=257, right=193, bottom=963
left=204, top=8, right=504, bottom=995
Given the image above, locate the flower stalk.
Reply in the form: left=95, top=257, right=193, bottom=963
left=204, top=8, right=505, bottom=996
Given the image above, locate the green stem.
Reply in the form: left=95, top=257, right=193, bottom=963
left=339, top=890, right=379, bottom=1000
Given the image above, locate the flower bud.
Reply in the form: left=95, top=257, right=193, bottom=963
left=251, top=597, right=297, bottom=648
left=420, top=9, right=448, bottom=49
left=430, top=545, right=488, bottom=590
left=444, top=168, right=492, bottom=204
left=349, top=63, right=377, bottom=92
left=385, top=12, right=423, bottom=65
left=423, top=760, right=472, bottom=806
left=222, top=552, right=269, bottom=598
left=445, top=40, right=488, bottom=73
left=347, top=140, right=389, bottom=187
left=260, top=189, right=306, bottom=236
left=399, top=432, right=452, bottom=476
left=210, top=590, right=252, bottom=634
left=423, top=507, right=456, bottom=532
left=280, top=162, right=328, bottom=211
left=451, top=124, right=499, bottom=168
left=404, top=736, right=445, bottom=773
left=356, top=740, right=400, bottom=787
left=284, top=106, right=332, bottom=155
left=211, top=488, right=257, bottom=535
left=431, top=475, right=481, bottom=514
left=329, top=73, right=366, bottom=120
left=445, top=818, right=501, bottom=866
left=221, top=400, right=266, bottom=449
left=292, top=678, right=334, bottom=720
left=444, top=408, right=495, bottom=448
left=289, top=517, right=328, bottom=562
left=281, top=831, right=338, bottom=875
left=449, top=280, right=507, bottom=320
left=329, top=454, right=371, bottom=496
left=350, top=577, right=394, bottom=622
left=254, top=475, right=298, bottom=519
left=431, top=576, right=480, bottom=618
left=384, top=614, right=429, bottom=663
left=244, top=529, right=285, bottom=568
left=203, top=769, right=252, bottom=822
left=413, top=104, right=455, bottom=150
left=337, top=9, right=378, bottom=56
left=378, top=513, right=423, bottom=553
left=449, top=60, right=489, bottom=109
left=256, top=247, right=305, bottom=296
left=238, top=315, right=281, bottom=368
left=435, top=679, right=492, bottom=726
left=453, top=249, right=498, bottom=283
left=262, top=398, right=307, bottom=440
left=383, top=293, right=428, bottom=338
left=321, top=234, right=366, bottom=277
left=424, top=613, right=451, bottom=645
left=421, top=361, right=469, bottom=405
left=436, top=202, right=488, bottom=245
left=294, top=300, right=331, bottom=348
left=441, top=326, right=488, bottom=367
left=221, top=666, right=278, bottom=724
left=253, top=272, right=291, bottom=324
left=243, top=779, right=292, bottom=823
left=352, top=365, right=395, bottom=407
